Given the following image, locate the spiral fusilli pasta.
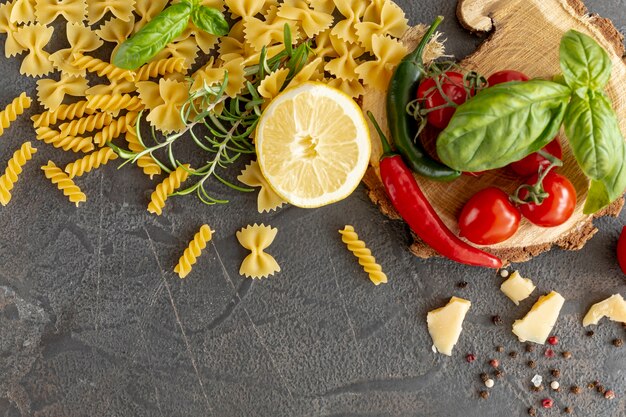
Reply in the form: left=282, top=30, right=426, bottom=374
left=147, top=164, right=190, bottom=215
left=174, top=224, right=213, bottom=278
left=0, top=141, right=37, bottom=206
left=135, top=57, right=188, bottom=81
left=0, top=92, right=31, bottom=137
left=125, top=125, right=161, bottom=179
left=64, top=147, right=118, bottom=178
left=86, top=94, right=144, bottom=112
left=72, top=52, right=136, bottom=82
left=58, top=112, right=112, bottom=138
left=93, top=112, right=138, bottom=146
left=41, top=161, right=86, bottom=206
left=338, top=225, right=387, bottom=285
left=31, top=100, right=94, bottom=128
left=36, top=126, right=94, bottom=153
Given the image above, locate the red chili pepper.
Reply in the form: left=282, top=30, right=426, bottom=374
left=617, top=226, right=626, bottom=274
left=367, top=112, right=502, bottom=269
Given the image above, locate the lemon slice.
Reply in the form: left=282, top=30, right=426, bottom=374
left=255, top=82, right=371, bottom=208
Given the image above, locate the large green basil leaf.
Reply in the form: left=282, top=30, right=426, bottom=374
left=191, top=6, right=229, bottom=36
left=113, top=2, right=193, bottom=70
left=560, top=30, right=611, bottom=95
left=584, top=139, right=626, bottom=214
left=436, top=80, right=571, bottom=172
left=564, top=90, right=622, bottom=180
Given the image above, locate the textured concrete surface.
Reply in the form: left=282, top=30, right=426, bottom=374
left=0, top=1, right=625, bottom=416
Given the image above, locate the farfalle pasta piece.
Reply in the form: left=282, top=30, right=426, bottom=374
left=34, top=0, right=86, bottom=25
left=277, top=0, right=333, bottom=38
left=311, top=29, right=337, bottom=59
left=146, top=79, right=189, bottom=133
left=0, top=93, right=32, bottom=137
left=136, top=57, right=188, bottom=81
left=326, top=77, right=364, bottom=99
left=13, top=24, right=54, bottom=77
left=72, top=53, right=136, bottom=82
left=87, top=0, right=135, bottom=25
left=134, top=0, right=168, bottom=27
left=153, top=37, right=199, bottom=68
left=257, top=68, right=289, bottom=104
left=174, top=224, right=213, bottom=279
left=287, top=57, right=323, bottom=88
left=177, top=23, right=220, bottom=54
left=355, top=0, right=408, bottom=52
left=136, top=81, right=164, bottom=111
left=85, top=79, right=135, bottom=97
left=339, top=225, right=387, bottom=285
left=10, top=0, right=35, bottom=24
left=236, top=224, right=280, bottom=279
left=41, top=161, right=86, bottom=206
left=355, top=35, right=407, bottom=91
left=147, top=164, right=190, bottom=215
left=224, top=0, right=268, bottom=18
left=36, top=126, right=94, bottom=152
left=31, top=100, right=94, bottom=128
left=95, top=16, right=135, bottom=56
left=244, top=8, right=299, bottom=52
left=125, top=125, right=161, bottom=179
left=37, top=74, right=89, bottom=111
left=0, top=142, right=37, bottom=206
left=86, top=94, right=144, bottom=112
left=332, top=0, right=367, bottom=44
left=191, top=57, right=225, bottom=91
left=222, top=57, right=246, bottom=98
left=50, top=22, right=103, bottom=76
left=0, top=1, right=27, bottom=57
left=238, top=161, right=285, bottom=213
left=64, top=147, right=118, bottom=178
left=325, top=34, right=364, bottom=81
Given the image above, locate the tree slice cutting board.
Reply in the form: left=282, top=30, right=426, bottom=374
left=362, top=0, right=626, bottom=264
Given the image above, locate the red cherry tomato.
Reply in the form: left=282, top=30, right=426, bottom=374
left=617, top=226, right=626, bottom=274
left=417, top=71, right=470, bottom=129
left=487, top=70, right=530, bottom=86
left=518, top=172, right=576, bottom=227
left=458, top=187, right=521, bottom=245
left=509, top=138, right=563, bottom=177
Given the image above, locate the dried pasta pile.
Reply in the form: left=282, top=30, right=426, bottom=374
left=0, top=0, right=412, bottom=211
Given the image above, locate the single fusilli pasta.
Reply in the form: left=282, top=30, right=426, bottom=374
left=93, top=112, right=138, bottom=146
left=72, top=52, right=136, bottom=82
left=41, top=161, right=86, bottom=206
left=36, top=126, right=94, bottom=153
left=31, top=100, right=94, bottom=128
left=58, top=112, right=113, bottom=138
left=64, top=147, right=118, bottom=178
left=174, top=224, right=213, bottom=278
left=0, top=92, right=31, bottom=136
left=338, top=225, right=388, bottom=285
left=147, top=164, right=190, bottom=215
left=86, top=94, right=144, bottom=112
left=0, top=141, right=37, bottom=206
left=135, top=57, right=188, bottom=81
left=125, top=125, right=161, bottom=179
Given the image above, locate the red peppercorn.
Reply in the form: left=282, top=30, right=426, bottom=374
left=466, top=353, right=476, bottom=363
left=605, top=390, right=616, bottom=400
left=547, top=336, right=559, bottom=345
left=542, top=398, right=554, bottom=409
left=544, top=348, right=555, bottom=358
left=489, top=359, right=500, bottom=368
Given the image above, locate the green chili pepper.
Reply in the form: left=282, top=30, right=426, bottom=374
left=386, top=16, right=461, bottom=182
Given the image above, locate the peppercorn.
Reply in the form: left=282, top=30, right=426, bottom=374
left=525, top=344, right=535, bottom=353
left=551, top=369, right=560, bottom=378
left=604, top=390, right=615, bottom=400
left=457, top=281, right=468, bottom=289
left=562, top=351, right=572, bottom=359
left=509, top=351, right=518, bottom=358
left=500, top=269, right=510, bottom=278
left=597, top=385, right=606, bottom=394
left=494, top=370, right=504, bottom=379
left=571, top=386, right=581, bottom=394
left=528, top=360, right=536, bottom=369
left=492, top=315, right=503, bottom=326
left=528, top=407, right=537, bottom=416
left=496, top=345, right=504, bottom=353
left=544, top=348, right=555, bottom=358
left=547, top=336, right=559, bottom=345
left=480, top=373, right=489, bottom=382
left=612, top=338, right=623, bottom=347
left=587, top=382, right=596, bottom=389
left=531, top=384, right=544, bottom=392
left=489, top=359, right=500, bottom=368
left=479, top=390, right=489, bottom=399
left=564, top=406, right=573, bottom=414
left=466, top=353, right=476, bottom=363
left=542, top=398, right=554, bottom=409
left=586, top=330, right=594, bottom=337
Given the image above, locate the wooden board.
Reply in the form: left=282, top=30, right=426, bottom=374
left=362, top=0, right=626, bottom=264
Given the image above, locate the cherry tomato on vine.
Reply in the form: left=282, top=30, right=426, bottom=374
left=487, top=70, right=530, bottom=86
left=509, top=138, right=563, bottom=177
left=417, top=71, right=470, bottom=129
left=458, top=187, right=521, bottom=245
left=616, top=226, right=626, bottom=274
left=518, top=172, right=576, bottom=227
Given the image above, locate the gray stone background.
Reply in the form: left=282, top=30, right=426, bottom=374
left=1, top=1, right=625, bottom=416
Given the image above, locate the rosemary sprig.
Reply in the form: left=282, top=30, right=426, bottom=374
left=110, top=25, right=312, bottom=205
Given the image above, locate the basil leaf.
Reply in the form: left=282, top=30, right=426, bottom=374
left=113, top=2, right=193, bottom=70
left=436, top=80, right=571, bottom=172
left=560, top=30, right=611, bottom=95
left=191, top=6, right=229, bottom=36
left=564, top=90, right=622, bottom=180
left=584, top=139, right=626, bottom=214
